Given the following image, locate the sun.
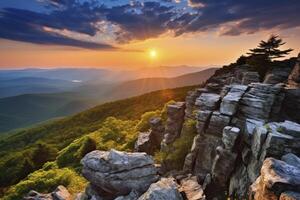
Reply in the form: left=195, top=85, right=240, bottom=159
left=149, top=49, right=157, bottom=59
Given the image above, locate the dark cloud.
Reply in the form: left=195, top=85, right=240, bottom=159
left=0, top=0, right=299, bottom=49
left=178, top=0, right=300, bottom=36
left=0, top=5, right=116, bottom=50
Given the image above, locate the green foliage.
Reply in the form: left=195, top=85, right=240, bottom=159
left=2, top=168, right=87, bottom=200
left=160, top=100, right=176, bottom=122
left=154, top=119, right=197, bottom=170
left=56, top=136, right=96, bottom=168
left=42, top=161, right=58, bottom=171
left=90, top=117, right=139, bottom=151
left=248, top=35, right=293, bottom=60
left=0, top=143, right=58, bottom=188
left=0, top=86, right=195, bottom=191
left=135, top=110, right=161, bottom=132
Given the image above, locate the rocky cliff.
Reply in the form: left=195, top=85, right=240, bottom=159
left=24, top=54, right=300, bottom=200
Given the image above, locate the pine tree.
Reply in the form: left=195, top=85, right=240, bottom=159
left=248, top=35, right=293, bottom=60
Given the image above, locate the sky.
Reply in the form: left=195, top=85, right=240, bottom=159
left=0, top=0, right=300, bottom=69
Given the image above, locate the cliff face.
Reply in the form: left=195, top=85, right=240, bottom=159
left=24, top=55, right=300, bottom=200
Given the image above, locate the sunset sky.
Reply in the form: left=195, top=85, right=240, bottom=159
left=0, top=0, right=300, bottom=69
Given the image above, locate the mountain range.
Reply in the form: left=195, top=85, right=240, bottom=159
left=0, top=67, right=217, bottom=132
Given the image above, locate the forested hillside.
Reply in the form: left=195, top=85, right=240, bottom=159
left=0, top=85, right=198, bottom=198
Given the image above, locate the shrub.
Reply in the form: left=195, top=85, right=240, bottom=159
left=154, top=119, right=197, bottom=170
left=135, top=110, right=161, bottom=132
left=0, top=143, right=58, bottom=188
left=90, top=117, right=139, bottom=152
left=2, top=168, right=87, bottom=200
left=56, top=136, right=96, bottom=168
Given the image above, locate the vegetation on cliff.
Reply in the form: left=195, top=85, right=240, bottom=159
left=0, top=85, right=197, bottom=198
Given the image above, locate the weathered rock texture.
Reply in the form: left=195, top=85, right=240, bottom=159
left=77, top=54, right=300, bottom=200
left=135, top=117, right=164, bottom=155
left=24, top=186, right=71, bottom=200
left=181, top=55, right=300, bottom=200
left=288, top=53, right=300, bottom=87
left=179, top=176, right=205, bottom=200
left=81, top=149, right=159, bottom=198
left=138, top=178, right=183, bottom=200
left=162, top=102, right=185, bottom=146
left=250, top=157, right=300, bottom=200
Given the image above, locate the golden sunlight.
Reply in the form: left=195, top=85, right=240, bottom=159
left=149, top=49, right=158, bottom=59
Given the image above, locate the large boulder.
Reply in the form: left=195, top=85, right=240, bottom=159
left=81, top=150, right=159, bottom=197
left=138, top=178, right=183, bottom=200
left=250, top=158, right=300, bottom=200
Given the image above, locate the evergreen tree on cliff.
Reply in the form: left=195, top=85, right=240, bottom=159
left=248, top=35, right=293, bottom=60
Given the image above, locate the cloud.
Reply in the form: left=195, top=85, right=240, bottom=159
left=0, top=7, right=116, bottom=49
left=0, top=0, right=299, bottom=49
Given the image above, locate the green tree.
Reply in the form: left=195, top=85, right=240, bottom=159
left=248, top=35, right=293, bottom=60
left=31, top=142, right=58, bottom=168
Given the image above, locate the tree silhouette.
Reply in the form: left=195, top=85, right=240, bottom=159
left=248, top=35, right=293, bottom=60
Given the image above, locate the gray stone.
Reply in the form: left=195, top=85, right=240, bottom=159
left=206, top=111, right=231, bottom=136
left=24, top=191, right=52, bottom=200
left=24, top=186, right=71, bottom=200
left=138, top=178, right=183, bottom=200
left=241, top=72, right=260, bottom=85
left=81, top=150, right=159, bottom=197
left=229, top=164, right=250, bottom=199
left=193, top=135, right=222, bottom=175
left=244, top=118, right=265, bottom=145
left=162, top=102, right=185, bottom=145
left=195, top=93, right=221, bottom=111
left=220, top=85, right=248, bottom=116
left=211, top=146, right=237, bottom=188
left=114, top=191, right=139, bottom=200
left=281, top=153, right=300, bottom=169
left=135, top=131, right=153, bottom=154
left=196, top=110, right=212, bottom=134
left=279, top=120, right=300, bottom=138
left=222, top=126, right=240, bottom=150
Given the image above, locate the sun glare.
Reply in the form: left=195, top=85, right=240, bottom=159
left=149, top=49, right=157, bottom=59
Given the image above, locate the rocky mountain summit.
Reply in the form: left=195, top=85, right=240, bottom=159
left=24, top=54, right=300, bottom=200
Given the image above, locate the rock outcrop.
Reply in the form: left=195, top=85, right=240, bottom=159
left=24, top=186, right=71, bottom=200
left=45, top=53, right=299, bottom=200
left=250, top=157, right=300, bottom=200
left=135, top=117, right=165, bottom=155
left=81, top=149, right=159, bottom=198
left=288, top=53, right=300, bottom=87
left=138, top=178, right=183, bottom=200
left=179, top=176, right=205, bottom=200
left=162, top=102, right=185, bottom=146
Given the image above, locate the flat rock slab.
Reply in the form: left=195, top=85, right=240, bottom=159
left=81, top=149, right=159, bottom=196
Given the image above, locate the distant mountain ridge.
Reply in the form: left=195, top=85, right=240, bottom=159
left=0, top=68, right=216, bottom=132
